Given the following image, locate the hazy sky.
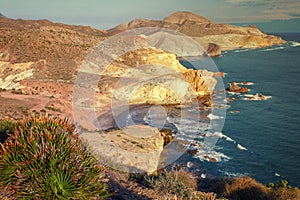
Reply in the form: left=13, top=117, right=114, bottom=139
left=1, top=0, right=300, bottom=32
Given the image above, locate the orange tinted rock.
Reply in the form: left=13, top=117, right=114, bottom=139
left=227, top=82, right=249, bottom=93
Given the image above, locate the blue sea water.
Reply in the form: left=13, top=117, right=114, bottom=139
left=190, top=33, right=300, bottom=187
left=119, top=33, right=300, bottom=187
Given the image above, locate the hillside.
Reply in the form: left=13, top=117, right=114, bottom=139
left=109, top=11, right=286, bottom=54
left=0, top=13, right=217, bottom=120
left=0, top=11, right=286, bottom=120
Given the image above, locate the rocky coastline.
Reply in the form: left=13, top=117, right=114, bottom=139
left=0, top=11, right=292, bottom=200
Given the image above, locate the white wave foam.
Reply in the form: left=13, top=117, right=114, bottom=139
left=207, top=113, right=223, bottom=120
left=261, top=46, right=284, bottom=52
left=193, top=148, right=231, bottom=162
left=200, top=173, right=207, bottom=178
left=185, top=131, right=249, bottom=163
left=208, top=132, right=248, bottom=151
left=237, top=144, right=248, bottom=151
left=290, top=41, right=300, bottom=47
left=275, top=173, right=281, bottom=177
left=221, top=170, right=248, bottom=177
left=234, top=49, right=250, bottom=53
left=237, top=82, right=254, bottom=86
left=227, top=91, right=241, bottom=95
left=242, top=93, right=272, bottom=101
left=187, top=161, right=193, bottom=168
left=213, top=132, right=235, bottom=142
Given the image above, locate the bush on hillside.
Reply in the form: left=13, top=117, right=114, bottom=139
left=146, top=169, right=197, bottom=199
left=224, top=176, right=270, bottom=200
left=0, top=116, right=110, bottom=199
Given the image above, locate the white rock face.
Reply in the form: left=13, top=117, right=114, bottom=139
left=0, top=61, right=34, bottom=89
left=80, top=125, right=164, bottom=173
left=147, top=32, right=205, bottom=57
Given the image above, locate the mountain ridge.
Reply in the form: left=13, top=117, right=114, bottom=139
left=0, top=11, right=286, bottom=120
left=108, top=11, right=286, bottom=55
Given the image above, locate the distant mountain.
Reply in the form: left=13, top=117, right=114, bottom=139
left=108, top=11, right=286, bottom=55
left=0, top=11, right=286, bottom=64
left=0, top=11, right=287, bottom=86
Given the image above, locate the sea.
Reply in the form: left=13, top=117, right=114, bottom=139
left=113, top=33, right=300, bottom=187
left=178, top=33, right=300, bottom=187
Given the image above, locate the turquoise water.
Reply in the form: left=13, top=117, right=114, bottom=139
left=191, top=33, right=300, bottom=187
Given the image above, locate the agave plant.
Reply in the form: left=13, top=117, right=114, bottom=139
left=0, top=116, right=110, bottom=199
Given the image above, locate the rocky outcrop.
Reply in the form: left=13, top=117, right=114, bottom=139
left=0, top=61, right=34, bottom=90
left=79, top=125, right=164, bottom=173
left=206, top=43, right=221, bottom=57
left=227, top=82, right=249, bottom=93
left=183, top=69, right=216, bottom=96
left=97, top=48, right=217, bottom=106
left=73, top=47, right=218, bottom=134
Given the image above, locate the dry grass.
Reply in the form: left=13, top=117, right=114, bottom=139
left=193, top=191, right=217, bottom=200
left=146, top=169, right=198, bottom=199
left=270, top=187, right=300, bottom=200
left=224, top=176, right=270, bottom=200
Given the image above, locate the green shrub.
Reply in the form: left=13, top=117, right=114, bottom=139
left=146, top=169, right=197, bottom=199
left=0, top=116, right=110, bottom=199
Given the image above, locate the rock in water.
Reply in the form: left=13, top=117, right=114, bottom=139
left=206, top=43, right=221, bottom=57
left=227, top=82, right=249, bottom=93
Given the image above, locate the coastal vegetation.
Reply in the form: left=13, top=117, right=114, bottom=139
left=0, top=11, right=298, bottom=200
left=0, top=116, right=110, bottom=199
left=0, top=117, right=299, bottom=199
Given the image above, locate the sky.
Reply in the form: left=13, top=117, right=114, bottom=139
left=1, top=0, right=300, bottom=32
